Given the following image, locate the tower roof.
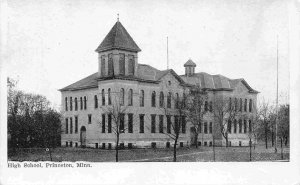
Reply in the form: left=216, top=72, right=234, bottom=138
left=95, top=21, right=141, bottom=53
left=184, top=59, right=196, bottom=67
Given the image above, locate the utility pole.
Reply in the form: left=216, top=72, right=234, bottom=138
left=275, top=35, right=279, bottom=153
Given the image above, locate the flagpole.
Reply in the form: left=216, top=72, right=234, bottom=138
left=167, top=36, right=169, bottom=70
left=275, top=35, right=279, bottom=153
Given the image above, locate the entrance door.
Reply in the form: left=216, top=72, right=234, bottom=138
left=80, top=126, right=86, bottom=147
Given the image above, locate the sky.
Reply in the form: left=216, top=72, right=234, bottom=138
left=4, top=0, right=289, bottom=110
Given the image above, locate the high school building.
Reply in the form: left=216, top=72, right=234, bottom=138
left=59, top=20, right=258, bottom=149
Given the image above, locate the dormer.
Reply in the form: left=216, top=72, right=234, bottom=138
left=95, top=20, right=141, bottom=78
left=184, top=59, right=196, bottom=76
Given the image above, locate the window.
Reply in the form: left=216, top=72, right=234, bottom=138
left=102, top=143, right=106, bottom=149
left=65, top=118, right=68, bottom=134
left=128, top=89, right=133, bottom=106
left=108, top=53, right=114, bottom=76
left=128, top=55, right=135, bottom=75
left=66, top=142, right=68, bottom=147
left=75, top=116, right=78, bottom=134
left=204, top=122, right=208, bottom=134
left=102, top=89, right=105, bottom=105
left=180, top=142, right=184, bottom=147
left=80, top=97, right=83, bottom=110
left=239, top=141, right=242, bottom=147
left=159, top=92, right=164, bottom=107
left=70, top=141, right=73, bottom=147
left=75, top=143, right=78, bottom=147
left=199, top=122, right=202, bottom=133
left=151, top=142, right=156, bottom=148
left=88, top=114, right=92, bottom=124
left=204, top=101, right=208, bottom=111
left=228, top=120, right=232, bottom=133
left=75, top=97, right=78, bottom=111
left=166, top=142, right=170, bottom=148
left=234, top=119, right=237, bottom=133
left=229, top=97, right=232, bottom=110
left=139, top=114, right=144, bottom=133
left=128, top=114, right=133, bottom=133
left=84, top=96, right=87, bottom=110
left=151, top=114, right=156, bottom=133
left=244, top=120, right=247, bottom=133
left=119, top=53, right=125, bottom=75
left=70, top=97, right=73, bottom=111
left=120, top=88, right=124, bottom=105
left=204, top=141, right=207, bottom=146
left=140, top=90, right=144, bottom=107
left=234, top=98, right=238, bottom=111
left=119, top=143, right=125, bottom=149
left=70, top=117, right=73, bottom=134
left=249, top=99, right=252, bottom=112
left=209, top=101, right=213, bottom=112
left=175, top=116, right=179, bottom=133
left=108, top=88, right=111, bottom=105
left=108, top=143, right=112, bottom=149
left=249, top=120, right=252, bottom=133
left=209, top=122, right=212, bottom=134
left=244, top=99, right=247, bottom=112
left=120, top=113, right=125, bottom=133
left=102, top=114, right=105, bottom=133
left=108, top=114, right=112, bottom=133
left=94, top=95, right=98, bottom=108
left=239, top=119, right=242, bottom=133
left=167, top=92, right=172, bottom=108
left=151, top=91, right=156, bottom=107
left=167, top=115, right=171, bottom=133
left=239, top=98, right=242, bottom=112
left=182, top=116, right=186, bottom=133
left=95, top=143, right=98, bottom=149
left=101, top=55, right=106, bottom=76
left=65, top=97, right=68, bottom=111
left=175, top=93, right=179, bottom=109
left=128, top=143, right=133, bottom=149
left=159, top=115, right=164, bottom=133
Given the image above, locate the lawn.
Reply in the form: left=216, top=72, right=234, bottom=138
left=8, top=144, right=289, bottom=162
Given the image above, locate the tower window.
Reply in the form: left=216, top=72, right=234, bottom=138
left=101, top=55, right=106, bottom=76
left=128, top=55, right=135, bottom=75
left=108, top=53, right=114, bottom=76
left=119, top=53, right=125, bottom=75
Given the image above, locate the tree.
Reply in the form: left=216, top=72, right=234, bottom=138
left=160, top=92, right=187, bottom=162
left=258, top=100, right=272, bottom=149
left=100, top=89, right=138, bottom=162
left=185, top=86, right=208, bottom=148
left=212, top=96, right=237, bottom=147
left=277, top=104, right=289, bottom=146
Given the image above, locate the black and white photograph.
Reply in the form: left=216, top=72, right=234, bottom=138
left=0, top=0, right=299, bottom=184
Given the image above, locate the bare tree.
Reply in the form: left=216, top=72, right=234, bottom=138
left=259, top=100, right=272, bottom=149
left=100, top=89, right=138, bottom=162
left=212, top=96, right=237, bottom=147
left=185, top=86, right=208, bottom=148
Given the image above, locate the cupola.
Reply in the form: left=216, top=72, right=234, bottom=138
left=184, top=59, right=196, bottom=76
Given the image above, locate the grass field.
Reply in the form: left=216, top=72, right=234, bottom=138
left=8, top=144, right=289, bottom=162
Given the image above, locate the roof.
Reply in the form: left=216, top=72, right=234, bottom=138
left=180, top=72, right=259, bottom=93
left=59, top=73, right=98, bottom=91
left=184, top=59, right=196, bottom=67
left=95, top=21, right=141, bottom=53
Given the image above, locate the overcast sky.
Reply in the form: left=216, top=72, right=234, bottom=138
left=5, top=0, right=289, bottom=110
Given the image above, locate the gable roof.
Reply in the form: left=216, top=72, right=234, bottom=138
left=95, top=21, right=141, bottom=53
left=184, top=59, right=196, bottom=67
left=59, top=73, right=98, bottom=91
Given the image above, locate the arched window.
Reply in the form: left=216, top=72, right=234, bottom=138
left=128, top=89, right=133, bottom=106
left=151, top=91, right=156, bottom=107
left=249, top=120, right=252, bottom=133
left=65, top=97, right=68, bottom=111
left=120, top=88, right=124, bottom=105
left=108, top=88, right=111, bottom=105
left=159, top=92, right=164, bottom=107
left=140, top=90, right=144, bottom=107
left=234, top=98, right=238, bottom=111
left=249, top=99, right=252, bottom=112
left=244, top=99, right=247, bottom=112
left=94, top=95, right=98, bottom=108
left=70, top=97, right=73, bottom=111
left=75, top=97, right=78, bottom=111
left=108, top=53, right=114, bottom=76
left=228, top=120, right=232, bottom=133
left=119, top=53, right=125, bottom=75
left=84, top=96, right=87, bottom=110
left=102, top=89, right=105, bottom=105
left=80, top=97, right=83, bottom=110
left=101, top=55, right=106, bottom=76
left=167, top=92, right=172, bottom=108
left=175, top=93, right=179, bottom=109
left=239, top=98, right=242, bottom=112
left=128, top=55, right=135, bottom=75
left=234, top=119, right=237, bottom=133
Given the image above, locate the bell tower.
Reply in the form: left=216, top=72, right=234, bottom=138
left=184, top=59, right=196, bottom=76
left=95, top=19, right=141, bottom=78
